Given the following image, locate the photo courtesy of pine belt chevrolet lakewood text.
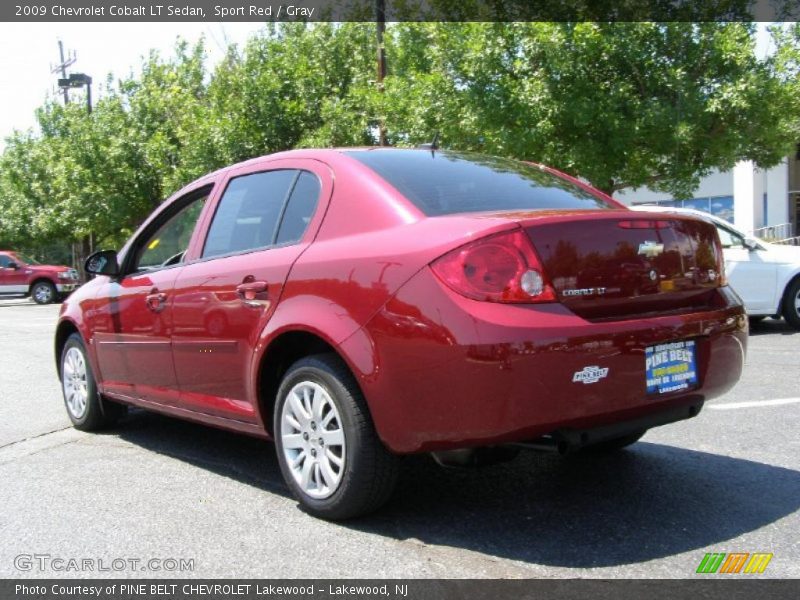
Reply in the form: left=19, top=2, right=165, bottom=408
left=55, top=149, right=747, bottom=519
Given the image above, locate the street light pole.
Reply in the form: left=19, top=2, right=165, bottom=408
left=85, top=78, right=92, bottom=115
left=58, top=73, right=92, bottom=115
left=56, top=72, right=95, bottom=269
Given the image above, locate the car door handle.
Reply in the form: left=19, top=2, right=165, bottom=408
left=236, top=280, right=268, bottom=302
left=145, top=290, right=168, bottom=313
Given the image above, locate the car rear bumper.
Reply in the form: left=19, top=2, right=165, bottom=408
left=352, top=267, right=747, bottom=454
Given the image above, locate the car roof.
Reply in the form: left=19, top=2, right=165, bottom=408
left=193, top=147, right=422, bottom=183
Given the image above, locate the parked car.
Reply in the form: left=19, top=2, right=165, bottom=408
left=632, top=205, right=800, bottom=329
left=0, top=250, right=80, bottom=304
left=55, top=149, right=746, bottom=519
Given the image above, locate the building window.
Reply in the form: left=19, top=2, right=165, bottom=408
left=638, top=195, right=734, bottom=223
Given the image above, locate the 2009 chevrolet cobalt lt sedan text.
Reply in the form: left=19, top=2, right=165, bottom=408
left=56, top=149, right=747, bottom=519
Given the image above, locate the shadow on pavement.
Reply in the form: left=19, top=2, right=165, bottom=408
left=748, top=318, right=798, bottom=336
left=114, top=409, right=289, bottom=498
left=0, top=298, right=33, bottom=307
left=113, top=410, right=800, bottom=569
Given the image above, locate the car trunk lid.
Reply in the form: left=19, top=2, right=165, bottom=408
left=509, top=210, right=724, bottom=320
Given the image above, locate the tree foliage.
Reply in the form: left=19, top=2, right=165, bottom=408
left=1, top=22, right=798, bottom=262
left=377, top=22, right=800, bottom=195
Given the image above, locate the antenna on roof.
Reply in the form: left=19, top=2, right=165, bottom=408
left=417, top=132, right=440, bottom=155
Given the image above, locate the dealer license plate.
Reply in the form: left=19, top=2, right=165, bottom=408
left=645, top=340, right=698, bottom=395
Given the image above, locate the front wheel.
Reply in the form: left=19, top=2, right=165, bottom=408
left=60, top=333, right=126, bottom=431
left=31, top=280, right=57, bottom=304
left=274, top=354, right=399, bottom=520
left=782, top=278, right=800, bottom=330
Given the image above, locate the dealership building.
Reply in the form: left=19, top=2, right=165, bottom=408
left=615, top=151, right=800, bottom=243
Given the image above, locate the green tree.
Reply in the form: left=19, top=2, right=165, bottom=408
left=1, top=22, right=798, bottom=262
left=379, top=22, right=800, bottom=196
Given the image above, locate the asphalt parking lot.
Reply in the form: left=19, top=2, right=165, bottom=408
left=0, top=299, right=798, bottom=578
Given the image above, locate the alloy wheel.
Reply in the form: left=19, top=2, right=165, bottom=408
left=280, top=381, right=346, bottom=499
left=62, top=346, right=89, bottom=419
left=33, top=283, right=54, bottom=304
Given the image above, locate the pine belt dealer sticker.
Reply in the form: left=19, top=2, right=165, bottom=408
left=645, top=340, right=698, bottom=394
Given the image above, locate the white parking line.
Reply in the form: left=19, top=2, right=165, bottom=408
left=707, top=398, right=800, bottom=410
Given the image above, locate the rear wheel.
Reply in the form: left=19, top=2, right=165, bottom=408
left=274, top=354, right=399, bottom=520
left=31, top=280, right=56, bottom=304
left=60, top=333, right=126, bottom=431
left=581, top=430, right=647, bottom=453
left=782, top=278, right=800, bottom=330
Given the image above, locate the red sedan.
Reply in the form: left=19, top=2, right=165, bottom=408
left=55, top=149, right=746, bottom=519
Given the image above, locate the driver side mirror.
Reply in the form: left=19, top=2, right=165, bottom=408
left=85, top=250, right=120, bottom=277
left=743, top=237, right=760, bottom=251
left=6, top=261, right=19, bottom=270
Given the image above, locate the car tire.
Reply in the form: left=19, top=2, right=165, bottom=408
left=581, top=430, right=647, bottom=453
left=274, top=354, right=399, bottom=520
left=60, top=333, right=126, bottom=431
left=782, top=278, right=800, bottom=330
left=31, top=280, right=57, bottom=304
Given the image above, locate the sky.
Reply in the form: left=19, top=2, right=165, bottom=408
left=0, top=22, right=777, bottom=150
left=0, top=22, right=266, bottom=148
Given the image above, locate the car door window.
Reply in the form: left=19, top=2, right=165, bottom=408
left=202, top=170, right=298, bottom=259
left=133, top=191, right=209, bottom=272
left=276, top=171, right=321, bottom=245
left=0, top=255, right=11, bottom=268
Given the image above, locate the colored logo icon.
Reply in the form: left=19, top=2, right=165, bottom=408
left=696, top=552, right=773, bottom=574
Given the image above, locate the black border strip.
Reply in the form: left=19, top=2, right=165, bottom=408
left=3, top=0, right=800, bottom=22
left=4, top=579, right=800, bottom=600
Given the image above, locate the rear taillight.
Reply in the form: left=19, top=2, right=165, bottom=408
left=431, top=228, right=556, bottom=303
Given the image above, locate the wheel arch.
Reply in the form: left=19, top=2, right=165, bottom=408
left=29, top=276, right=56, bottom=294
left=54, top=319, right=81, bottom=377
left=255, top=327, right=370, bottom=438
left=780, top=269, right=800, bottom=317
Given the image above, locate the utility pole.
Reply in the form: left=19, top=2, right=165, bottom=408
left=375, top=0, right=387, bottom=146
left=52, top=41, right=96, bottom=275
left=50, top=40, right=76, bottom=106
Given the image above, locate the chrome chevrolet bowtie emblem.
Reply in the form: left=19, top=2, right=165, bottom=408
left=638, top=240, right=664, bottom=258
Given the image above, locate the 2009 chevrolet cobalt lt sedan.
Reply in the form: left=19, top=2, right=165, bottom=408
left=56, top=148, right=746, bottom=519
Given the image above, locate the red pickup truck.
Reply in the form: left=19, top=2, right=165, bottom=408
left=0, top=251, right=80, bottom=304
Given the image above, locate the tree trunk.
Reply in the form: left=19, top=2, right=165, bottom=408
left=75, top=235, right=93, bottom=282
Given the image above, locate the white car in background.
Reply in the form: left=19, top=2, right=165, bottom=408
left=632, top=205, right=800, bottom=329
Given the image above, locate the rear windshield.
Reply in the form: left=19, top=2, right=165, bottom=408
left=346, top=149, right=614, bottom=216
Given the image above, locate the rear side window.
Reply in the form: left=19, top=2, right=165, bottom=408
left=347, top=150, right=614, bottom=216
left=203, top=170, right=297, bottom=259
left=276, top=171, right=321, bottom=244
